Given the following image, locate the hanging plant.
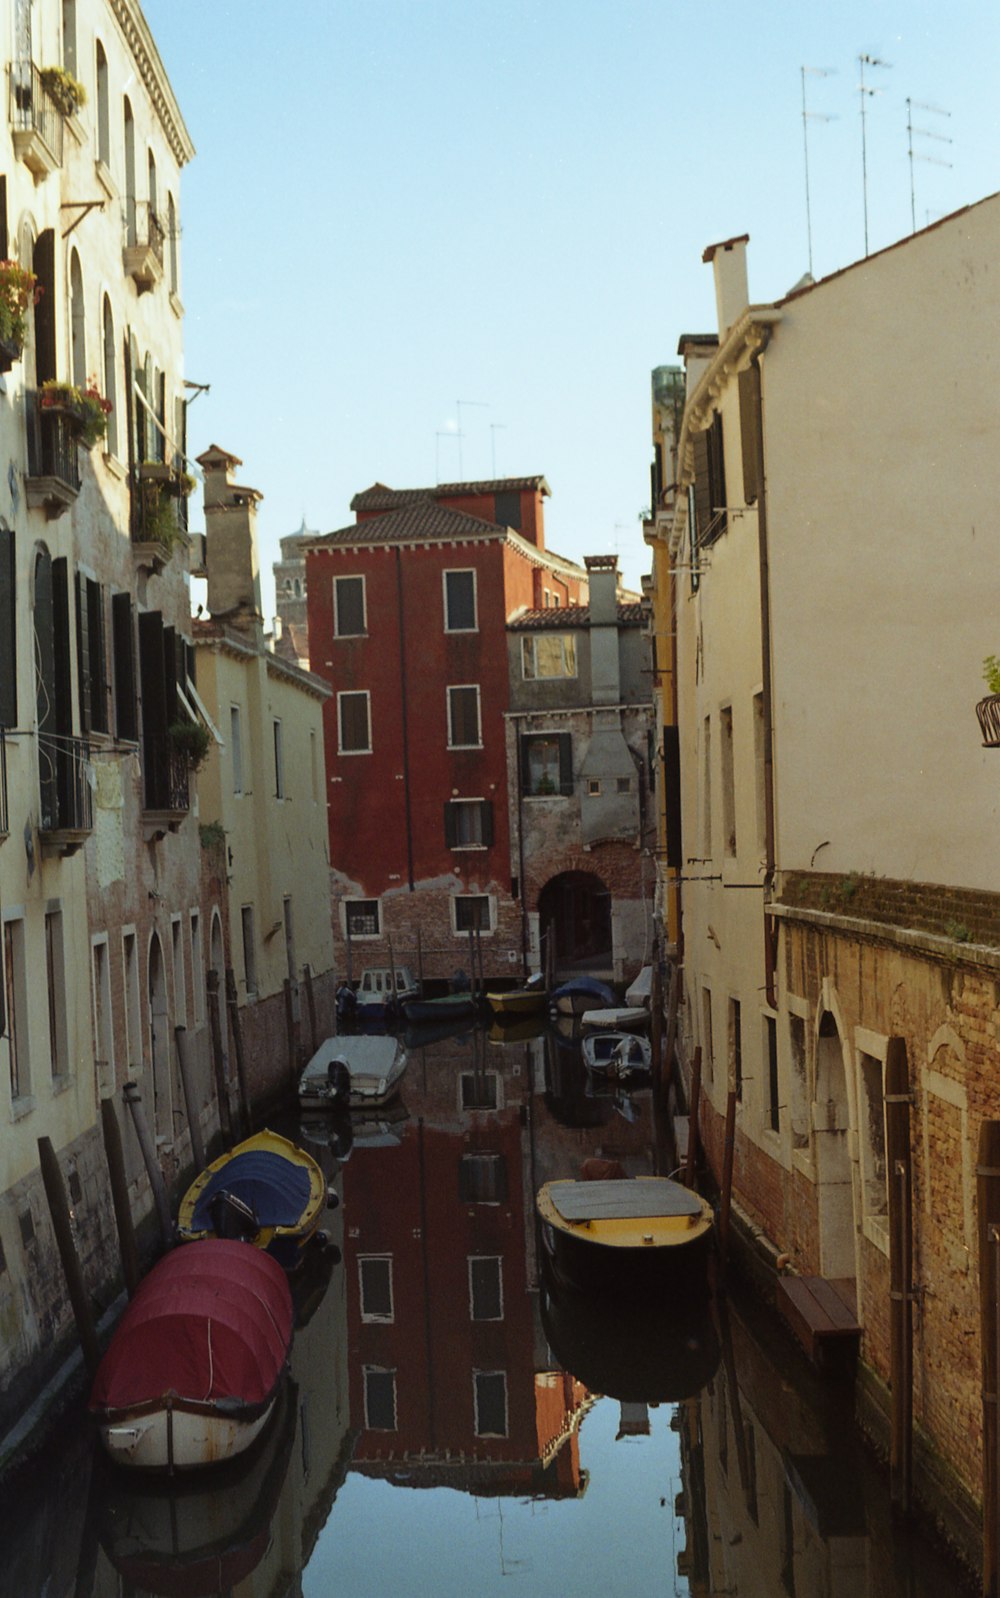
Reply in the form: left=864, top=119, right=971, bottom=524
left=40, top=378, right=111, bottom=448
left=0, top=261, right=39, bottom=357
left=40, top=66, right=87, bottom=117
left=169, top=719, right=211, bottom=772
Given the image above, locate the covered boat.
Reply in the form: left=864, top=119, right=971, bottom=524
left=580, top=1006, right=650, bottom=1032
left=549, top=976, right=616, bottom=1016
left=299, top=1034, right=408, bottom=1110
left=581, top=1030, right=652, bottom=1078
left=353, top=965, right=419, bottom=1016
left=536, top=1176, right=714, bottom=1292
left=624, top=965, right=653, bottom=1008
left=89, top=1240, right=294, bottom=1471
left=176, top=1130, right=327, bottom=1269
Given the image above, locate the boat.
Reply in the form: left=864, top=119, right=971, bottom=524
left=402, top=990, right=477, bottom=1024
left=536, top=1175, right=715, bottom=1293
left=176, top=1130, right=327, bottom=1269
left=549, top=976, right=616, bottom=1016
left=298, top=1033, right=408, bottom=1110
left=580, top=1005, right=650, bottom=1033
left=625, top=964, right=653, bottom=1008
left=487, top=974, right=547, bottom=1018
left=353, top=965, right=420, bottom=1017
left=89, top=1239, right=294, bottom=1471
left=581, top=1030, right=652, bottom=1078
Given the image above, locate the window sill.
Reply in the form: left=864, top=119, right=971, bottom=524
left=335, top=632, right=368, bottom=641
left=95, top=158, right=117, bottom=200
left=448, top=744, right=484, bottom=753
left=862, top=1214, right=890, bottom=1258
left=169, top=290, right=184, bottom=320
left=338, top=749, right=373, bottom=757
left=450, top=844, right=487, bottom=852
left=11, top=1095, right=35, bottom=1122
left=102, top=451, right=128, bottom=481
left=51, top=1073, right=73, bottom=1096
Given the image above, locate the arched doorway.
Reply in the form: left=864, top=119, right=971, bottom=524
left=538, top=871, right=612, bottom=976
left=148, top=932, right=171, bottom=1143
left=814, top=1010, right=857, bottom=1282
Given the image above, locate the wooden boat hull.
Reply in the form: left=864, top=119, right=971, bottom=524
left=550, top=978, right=616, bottom=1016
left=299, top=1035, right=408, bottom=1109
left=536, top=1177, right=714, bottom=1294
left=176, top=1130, right=326, bottom=1268
left=402, top=993, right=477, bottom=1024
left=487, top=986, right=547, bottom=1017
left=98, top=1398, right=277, bottom=1473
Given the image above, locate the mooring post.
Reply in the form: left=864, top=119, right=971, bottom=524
left=174, top=1026, right=206, bottom=1174
left=684, top=1046, right=703, bottom=1189
left=225, top=967, right=252, bottom=1136
left=37, top=1136, right=100, bottom=1376
left=100, top=1095, right=140, bottom=1296
left=303, top=962, right=318, bottom=1056
left=206, top=968, right=233, bottom=1146
left=980, top=1118, right=1000, bottom=1598
left=123, top=1082, right=173, bottom=1247
left=719, top=1088, right=738, bottom=1266
left=284, top=978, right=297, bottom=1091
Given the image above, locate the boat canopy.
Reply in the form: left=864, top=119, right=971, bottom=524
left=550, top=1180, right=705, bottom=1223
left=189, top=1150, right=313, bottom=1232
left=90, top=1240, right=293, bottom=1412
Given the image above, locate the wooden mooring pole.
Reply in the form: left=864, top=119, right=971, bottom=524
left=123, top=1082, right=173, bottom=1247
left=718, top=1088, right=738, bottom=1266
left=885, top=1035, right=913, bottom=1511
left=303, top=962, right=319, bottom=1056
left=206, top=968, right=233, bottom=1146
left=978, top=1119, right=1000, bottom=1596
left=37, top=1137, right=100, bottom=1376
left=174, top=1025, right=206, bottom=1174
left=660, top=964, right=680, bottom=1094
left=100, top=1096, right=140, bottom=1296
left=684, top=1046, right=702, bottom=1189
left=225, top=967, right=252, bottom=1136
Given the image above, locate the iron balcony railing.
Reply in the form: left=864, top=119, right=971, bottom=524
left=38, top=732, right=92, bottom=837
left=8, top=61, right=64, bottom=165
left=0, top=727, right=8, bottom=839
left=126, top=199, right=164, bottom=264
left=26, top=391, right=83, bottom=493
left=143, top=733, right=189, bottom=814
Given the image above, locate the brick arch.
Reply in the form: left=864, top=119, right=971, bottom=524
left=538, top=870, right=611, bottom=972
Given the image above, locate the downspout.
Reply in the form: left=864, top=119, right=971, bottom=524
left=514, top=718, right=529, bottom=972
left=394, top=547, right=415, bottom=891
left=749, top=340, right=778, bottom=1007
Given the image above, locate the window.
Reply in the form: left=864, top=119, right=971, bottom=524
left=334, top=575, right=366, bottom=637
left=167, top=193, right=178, bottom=296
left=69, top=250, right=85, bottom=387
left=766, top=1014, right=779, bottom=1133
left=729, top=998, right=742, bottom=1100
left=273, top=719, right=284, bottom=798
left=447, top=685, right=481, bottom=749
left=860, top=1052, right=888, bottom=1219
left=345, top=899, right=380, bottom=939
left=190, top=911, right=205, bottom=1027
left=123, top=98, right=136, bottom=246
left=122, top=930, right=142, bottom=1069
left=111, top=592, right=136, bottom=741
left=459, top=1153, right=507, bottom=1203
left=454, top=895, right=491, bottom=935
left=789, top=1013, right=809, bottom=1150
left=460, top=1071, right=500, bottom=1111
left=720, top=705, right=736, bottom=856
left=62, top=0, right=78, bottom=74
left=692, top=409, right=727, bottom=546
left=364, top=1367, right=397, bottom=1431
left=95, top=42, right=110, bottom=169
left=102, top=296, right=118, bottom=458
left=171, top=916, right=186, bottom=1027
left=359, top=1256, right=394, bottom=1322
left=617, top=776, right=631, bottom=794
left=702, top=715, right=712, bottom=855
left=91, top=935, right=113, bottom=1095
left=701, top=987, right=714, bottom=1086
left=469, top=1257, right=503, bottom=1320
left=0, top=526, right=15, bottom=729
left=47, top=912, right=68, bottom=1081
left=521, top=634, right=577, bottom=679
left=3, top=918, right=27, bottom=1102
left=587, top=779, right=601, bottom=797
left=310, top=729, right=319, bottom=803
left=521, top=733, right=573, bottom=797
left=444, top=799, right=493, bottom=849
left=241, top=906, right=257, bottom=998
left=230, top=705, right=243, bottom=793
left=444, top=569, right=477, bottom=632
left=473, top=1371, right=508, bottom=1437
left=76, top=574, right=109, bottom=735
left=338, top=691, right=371, bottom=754
left=494, top=490, right=521, bottom=529
left=753, top=692, right=766, bottom=853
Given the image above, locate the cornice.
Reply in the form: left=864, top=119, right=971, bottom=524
left=676, top=306, right=782, bottom=488
left=109, top=0, right=196, bottom=166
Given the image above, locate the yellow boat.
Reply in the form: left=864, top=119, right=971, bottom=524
left=486, top=977, right=547, bottom=1018
left=177, top=1129, right=328, bottom=1269
left=536, top=1176, right=714, bottom=1294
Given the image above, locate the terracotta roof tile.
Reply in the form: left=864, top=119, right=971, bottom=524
left=508, top=602, right=645, bottom=630
left=350, top=475, right=549, bottom=512
left=309, top=501, right=505, bottom=548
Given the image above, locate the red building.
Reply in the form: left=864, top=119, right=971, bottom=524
left=304, top=477, right=587, bottom=981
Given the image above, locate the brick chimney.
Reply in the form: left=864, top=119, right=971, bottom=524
left=197, top=444, right=264, bottom=632
left=585, top=554, right=620, bottom=703
left=703, top=234, right=749, bottom=336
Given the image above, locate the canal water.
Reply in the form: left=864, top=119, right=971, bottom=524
left=1, top=1021, right=979, bottom=1595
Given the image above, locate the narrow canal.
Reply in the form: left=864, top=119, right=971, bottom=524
left=2, top=1021, right=979, bottom=1595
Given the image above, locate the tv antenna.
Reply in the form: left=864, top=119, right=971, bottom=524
left=801, top=66, right=836, bottom=277
left=859, top=53, right=892, bottom=256
left=456, top=398, right=489, bottom=478
left=906, top=97, right=952, bottom=234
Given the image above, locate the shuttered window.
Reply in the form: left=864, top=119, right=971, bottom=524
left=444, top=799, right=493, bottom=849
left=447, top=685, right=481, bottom=748
left=692, top=410, right=727, bottom=547
left=521, top=732, right=573, bottom=796
left=739, top=365, right=760, bottom=505
left=75, top=574, right=109, bottom=734
left=0, top=527, right=15, bottom=728
left=338, top=690, right=371, bottom=753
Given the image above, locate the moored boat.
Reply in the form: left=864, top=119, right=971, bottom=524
left=89, top=1240, right=294, bottom=1472
left=176, top=1130, right=327, bottom=1269
left=487, top=975, right=547, bottom=1018
left=298, top=1033, right=408, bottom=1110
left=581, top=1030, right=652, bottom=1078
left=580, top=1006, right=650, bottom=1032
left=353, top=965, right=420, bottom=1017
left=402, top=990, right=477, bottom=1024
left=624, top=964, right=653, bottom=1008
left=549, top=976, right=616, bottom=1016
left=536, top=1176, right=714, bottom=1293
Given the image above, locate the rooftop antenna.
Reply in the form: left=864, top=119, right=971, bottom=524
left=456, top=398, right=489, bottom=478
left=490, top=422, right=506, bottom=478
left=801, top=66, right=836, bottom=278
left=859, top=53, right=892, bottom=256
left=906, top=97, right=952, bottom=234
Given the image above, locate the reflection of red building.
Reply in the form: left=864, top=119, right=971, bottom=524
left=303, top=478, right=587, bottom=979
left=340, top=1040, right=589, bottom=1498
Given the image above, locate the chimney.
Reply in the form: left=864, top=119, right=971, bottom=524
left=703, top=234, right=749, bottom=336
left=585, top=554, right=620, bottom=704
left=197, top=444, right=264, bottom=632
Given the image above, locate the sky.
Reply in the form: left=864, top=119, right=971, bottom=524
left=142, top=0, right=1000, bottom=615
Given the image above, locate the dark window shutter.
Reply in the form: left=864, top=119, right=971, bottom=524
left=33, top=549, right=55, bottom=736
left=138, top=610, right=166, bottom=736
left=89, top=581, right=108, bottom=733
left=0, top=177, right=7, bottom=263
left=739, top=366, right=760, bottom=505
left=444, top=801, right=457, bottom=848
left=692, top=429, right=711, bottom=546
left=558, top=734, right=573, bottom=796
left=51, top=558, right=72, bottom=736
left=32, top=230, right=56, bottom=385
left=663, top=725, right=682, bottom=869
left=112, top=592, right=137, bottom=741
left=0, top=527, right=15, bottom=728
left=480, top=800, right=494, bottom=847
left=75, top=572, right=91, bottom=733
left=162, top=625, right=178, bottom=724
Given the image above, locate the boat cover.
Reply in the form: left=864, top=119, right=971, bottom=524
left=189, top=1151, right=313, bottom=1231
left=301, top=1035, right=403, bottom=1084
left=550, top=1179, right=704, bottom=1222
left=90, top=1240, right=293, bottom=1412
left=551, top=977, right=616, bottom=1006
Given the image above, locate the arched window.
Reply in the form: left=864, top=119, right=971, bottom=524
left=95, top=41, right=110, bottom=168
left=123, top=97, right=136, bottom=245
left=102, top=295, right=117, bottom=457
left=69, top=249, right=85, bottom=386
left=167, top=193, right=178, bottom=295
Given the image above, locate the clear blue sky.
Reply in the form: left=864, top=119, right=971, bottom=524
left=143, top=0, right=1000, bottom=612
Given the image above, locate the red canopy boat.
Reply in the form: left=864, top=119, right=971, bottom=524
left=90, top=1239, right=293, bottom=1471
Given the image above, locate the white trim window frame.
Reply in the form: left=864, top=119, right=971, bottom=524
left=468, top=1255, right=504, bottom=1321
left=447, top=684, right=482, bottom=750
left=358, top=1254, right=394, bottom=1322
left=443, top=568, right=477, bottom=633
left=521, top=632, right=577, bottom=680
left=343, top=897, right=381, bottom=940
left=334, top=572, right=367, bottom=638
left=452, top=893, right=494, bottom=937
left=338, top=689, right=372, bottom=755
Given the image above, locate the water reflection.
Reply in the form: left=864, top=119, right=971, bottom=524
left=0, top=1022, right=979, bottom=1596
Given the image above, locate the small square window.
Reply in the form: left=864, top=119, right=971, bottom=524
left=587, top=779, right=601, bottom=796
left=522, top=634, right=576, bottom=679
left=334, top=575, right=366, bottom=637
left=444, top=570, right=477, bottom=632
left=445, top=799, right=493, bottom=849
left=345, top=899, right=381, bottom=938
left=454, top=895, right=491, bottom=934
left=460, top=1071, right=500, bottom=1111
left=459, top=1153, right=507, bottom=1203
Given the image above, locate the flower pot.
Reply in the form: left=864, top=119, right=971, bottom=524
left=976, top=694, right=1000, bottom=747
left=0, top=332, right=23, bottom=374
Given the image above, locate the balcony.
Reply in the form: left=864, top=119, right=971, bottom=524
left=132, top=466, right=184, bottom=573
left=25, top=392, right=82, bottom=519
left=8, top=62, right=63, bottom=178
left=142, top=733, right=189, bottom=838
left=38, top=733, right=92, bottom=856
left=123, top=202, right=164, bottom=293
left=0, top=727, right=8, bottom=842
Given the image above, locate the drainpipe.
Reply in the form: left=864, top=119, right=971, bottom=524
left=394, top=547, right=415, bottom=892
left=749, top=341, right=778, bottom=1008
left=514, top=718, right=529, bottom=973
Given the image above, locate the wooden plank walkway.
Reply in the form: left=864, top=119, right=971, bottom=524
left=776, top=1275, right=861, bottom=1373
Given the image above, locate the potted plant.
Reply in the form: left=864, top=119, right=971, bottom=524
left=40, top=66, right=87, bottom=118
left=168, top=719, right=211, bottom=773
left=977, top=656, right=1000, bottom=747
left=40, top=378, right=112, bottom=448
left=137, top=475, right=183, bottom=552
left=0, top=260, right=39, bottom=370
